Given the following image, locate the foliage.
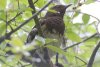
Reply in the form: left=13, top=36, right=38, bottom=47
left=0, top=0, right=100, bottom=67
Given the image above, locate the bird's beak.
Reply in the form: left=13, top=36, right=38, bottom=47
left=65, top=4, right=72, bottom=8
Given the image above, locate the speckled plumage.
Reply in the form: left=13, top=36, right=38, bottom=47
left=26, top=4, right=71, bottom=67
left=26, top=5, right=70, bottom=43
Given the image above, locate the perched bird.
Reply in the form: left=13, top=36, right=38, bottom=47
left=26, top=4, right=72, bottom=67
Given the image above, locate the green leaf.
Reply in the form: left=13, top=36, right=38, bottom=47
left=45, top=38, right=58, bottom=44
left=0, top=50, right=5, bottom=55
left=10, top=37, right=24, bottom=47
left=82, top=14, right=90, bottom=24
left=64, top=0, right=78, bottom=4
left=0, top=0, right=6, bottom=10
left=0, top=56, right=6, bottom=63
left=0, top=22, right=6, bottom=35
left=86, top=0, right=94, bottom=4
left=66, top=30, right=82, bottom=42
left=73, top=12, right=79, bottom=18
left=84, top=41, right=95, bottom=47
left=86, top=25, right=96, bottom=33
left=0, top=10, right=6, bottom=20
left=46, top=45, right=68, bottom=56
left=74, top=0, right=78, bottom=4
left=19, top=0, right=28, bottom=5
left=64, top=0, right=70, bottom=4
left=48, top=9, right=57, bottom=13
left=36, top=0, right=46, bottom=8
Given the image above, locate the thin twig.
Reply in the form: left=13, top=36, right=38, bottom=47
left=75, top=56, right=87, bottom=64
left=0, top=0, right=53, bottom=44
left=7, top=11, right=23, bottom=25
left=63, top=33, right=98, bottom=50
left=87, top=41, right=100, bottom=67
left=33, top=0, right=38, bottom=4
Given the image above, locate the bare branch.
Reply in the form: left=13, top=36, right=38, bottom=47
left=75, top=56, right=87, bottom=65
left=63, top=33, right=98, bottom=50
left=28, top=0, right=43, bottom=36
left=87, top=41, right=100, bottom=67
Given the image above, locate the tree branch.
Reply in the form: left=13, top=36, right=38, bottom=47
left=87, top=41, right=100, bottom=67
left=0, top=0, right=53, bottom=44
left=75, top=56, right=87, bottom=65
left=63, top=33, right=98, bottom=50
left=7, top=11, right=23, bottom=25
left=28, top=0, right=43, bottom=36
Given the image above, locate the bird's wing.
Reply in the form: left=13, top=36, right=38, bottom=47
left=26, top=26, right=38, bottom=43
left=26, top=17, right=64, bottom=43
left=26, top=19, right=46, bottom=43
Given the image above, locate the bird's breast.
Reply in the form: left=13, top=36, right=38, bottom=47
left=43, top=17, right=65, bottom=35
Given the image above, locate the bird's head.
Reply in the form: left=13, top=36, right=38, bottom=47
left=45, top=4, right=72, bottom=18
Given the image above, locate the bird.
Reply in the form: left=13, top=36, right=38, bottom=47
left=25, top=4, right=72, bottom=67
